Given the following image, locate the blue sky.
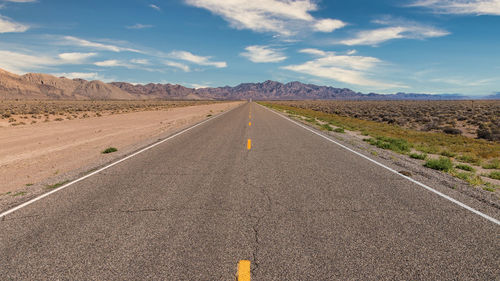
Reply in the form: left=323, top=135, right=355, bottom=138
left=0, top=0, right=499, bottom=95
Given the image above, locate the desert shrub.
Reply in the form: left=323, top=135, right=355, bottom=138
left=334, top=127, right=345, bottom=133
left=477, top=122, right=500, bottom=142
left=454, top=172, right=472, bottom=181
left=482, top=159, right=500, bottom=169
left=488, top=171, right=500, bottom=180
left=455, top=164, right=474, bottom=172
left=102, top=147, right=118, bottom=154
left=364, top=137, right=411, bottom=153
left=442, top=127, right=462, bottom=135
left=409, top=153, right=427, bottom=160
left=457, top=154, right=481, bottom=165
left=424, top=157, right=453, bottom=172
left=440, top=150, right=456, bottom=157
left=321, top=124, right=333, bottom=131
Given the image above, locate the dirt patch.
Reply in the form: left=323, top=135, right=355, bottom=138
left=0, top=102, right=243, bottom=200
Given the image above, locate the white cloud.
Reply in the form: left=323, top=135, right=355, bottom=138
left=3, top=0, right=37, bottom=2
left=52, top=72, right=103, bottom=80
left=184, top=0, right=346, bottom=36
left=169, top=50, right=227, bottom=68
left=300, top=48, right=327, bottom=56
left=149, top=4, right=161, bottom=11
left=164, top=60, right=191, bottom=72
left=126, top=23, right=154, bottom=29
left=410, top=0, right=500, bottom=15
left=340, top=19, right=449, bottom=46
left=283, top=48, right=403, bottom=89
left=240, top=45, right=287, bottom=63
left=62, top=36, right=142, bottom=53
left=313, top=18, right=346, bottom=32
left=191, top=83, right=211, bottom=89
left=346, top=49, right=357, bottom=55
left=58, top=52, right=96, bottom=63
left=0, top=15, right=29, bottom=33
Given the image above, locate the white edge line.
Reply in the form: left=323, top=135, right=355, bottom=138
left=258, top=103, right=500, bottom=226
left=0, top=103, right=244, bottom=219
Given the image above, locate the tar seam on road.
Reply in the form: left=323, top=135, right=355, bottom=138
left=259, top=103, right=500, bottom=226
left=0, top=103, right=244, bottom=219
left=238, top=260, right=251, bottom=281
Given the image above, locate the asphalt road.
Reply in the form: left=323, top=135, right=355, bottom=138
left=1, top=102, right=499, bottom=280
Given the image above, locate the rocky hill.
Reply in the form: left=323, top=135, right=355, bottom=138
left=0, top=69, right=134, bottom=100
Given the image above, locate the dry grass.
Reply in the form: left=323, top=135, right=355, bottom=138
left=261, top=101, right=500, bottom=191
left=272, top=100, right=499, bottom=141
left=0, top=100, right=217, bottom=126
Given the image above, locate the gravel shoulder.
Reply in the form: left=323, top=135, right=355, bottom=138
left=0, top=101, right=243, bottom=212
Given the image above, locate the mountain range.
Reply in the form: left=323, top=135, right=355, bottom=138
left=0, top=68, right=496, bottom=100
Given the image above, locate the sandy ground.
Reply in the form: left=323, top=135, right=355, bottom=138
left=0, top=102, right=242, bottom=195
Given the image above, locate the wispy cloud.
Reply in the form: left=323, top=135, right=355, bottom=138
left=94, top=60, right=130, bottom=67
left=58, top=52, right=97, bottom=63
left=164, top=60, right=191, bottom=72
left=430, top=77, right=498, bottom=86
left=240, top=45, right=287, bottom=63
left=130, top=59, right=150, bottom=65
left=184, top=0, right=346, bottom=36
left=410, top=0, right=500, bottom=15
left=3, top=0, right=38, bottom=2
left=62, top=36, right=142, bottom=53
left=0, top=50, right=57, bottom=73
left=339, top=18, right=449, bottom=46
left=149, top=4, right=161, bottom=11
left=283, top=48, right=404, bottom=89
left=191, top=83, right=211, bottom=89
left=126, top=23, right=154, bottom=29
left=0, top=50, right=95, bottom=73
left=0, top=15, right=29, bottom=33
left=169, top=50, right=227, bottom=68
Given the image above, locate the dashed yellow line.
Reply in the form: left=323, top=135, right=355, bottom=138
left=238, top=260, right=251, bottom=281
left=249, top=122, right=252, bottom=126
left=247, top=139, right=251, bottom=150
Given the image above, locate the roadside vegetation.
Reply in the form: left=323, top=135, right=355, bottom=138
left=260, top=101, right=500, bottom=192
left=0, top=100, right=216, bottom=126
left=102, top=147, right=118, bottom=154
left=269, top=100, right=500, bottom=141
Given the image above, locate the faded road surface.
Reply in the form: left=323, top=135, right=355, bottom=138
left=1, top=102, right=499, bottom=280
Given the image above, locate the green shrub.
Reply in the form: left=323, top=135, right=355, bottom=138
left=454, top=172, right=471, bottom=181
left=488, top=171, right=500, bottom=180
left=321, top=123, right=333, bottom=131
left=409, top=153, right=427, bottom=160
left=455, top=164, right=474, bottom=172
left=334, top=127, right=345, bottom=133
left=440, top=150, right=456, bottom=157
left=457, top=154, right=481, bottom=165
left=102, top=147, right=118, bottom=154
left=364, top=137, right=411, bottom=153
left=424, top=157, right=453, bottom=172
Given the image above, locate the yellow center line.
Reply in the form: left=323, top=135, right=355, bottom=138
left=247, top=139, right=251, bottom=150
left=249, top=122, right=251, bottom=126
left=238, top=260, right=251, bottom=281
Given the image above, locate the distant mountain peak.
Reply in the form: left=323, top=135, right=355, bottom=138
left=1, top=67, right=493, bottom=100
